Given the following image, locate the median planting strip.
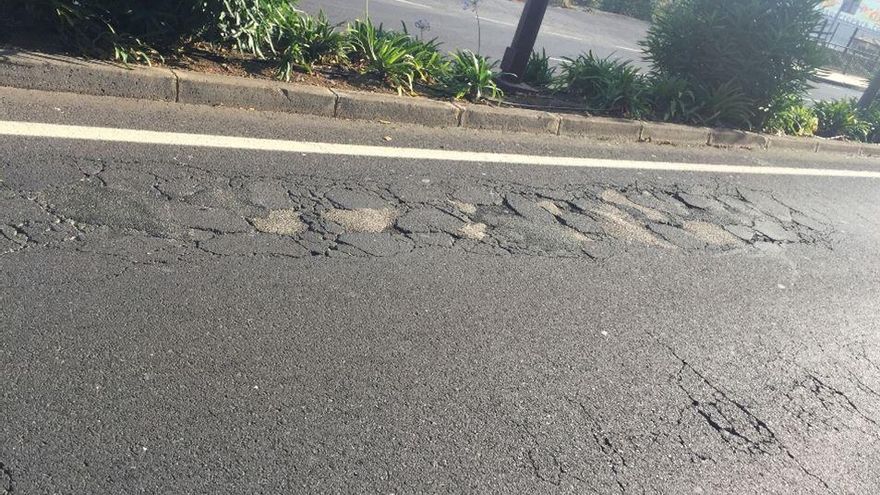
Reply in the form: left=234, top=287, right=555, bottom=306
left=0, top=49, right=875, bottom=157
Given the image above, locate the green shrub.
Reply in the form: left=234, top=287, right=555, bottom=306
left=643, top=0, right=824, bottom=129
left=645, top=75, right=698, bottom=123
left=814, top=99, right=871, bottom=141
left=399, top=24, right=449, bottom=87
left=861, top=103, right=880, bottom=143
left=1, top=0, right=217, bottom=63
left=442, top=50, right=502, bottom=101
left=763, top=96, right=818, bottom=137
left=0, top=0, right=305, bottom=63
left=276, top=11, right=345, bottom=79
left=347, top=19, right=448, bottom=93
left=643, top=72, right=754, bottom=126
left=216, top=0, right=299, bottom=58
left=347, top=19, right=419, bottom=93
left=692, top=82, right=754, bottom=128
left=523, top=49, right=556, bottom=88
left=558, top=52, right=649, bottom=117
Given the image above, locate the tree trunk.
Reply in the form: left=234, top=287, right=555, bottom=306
left=858, top=69, right=880, bottom=111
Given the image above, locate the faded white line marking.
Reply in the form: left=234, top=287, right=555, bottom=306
left=1, top=121, right=877, bottom=179
left=546, top=30, right=588, bottom=41
left=479, top=16, right=517, bottom=27
left=386, top=0, right=434, bottom=9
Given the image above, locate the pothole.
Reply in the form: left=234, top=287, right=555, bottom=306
left=322, top=208, right=398, bottom=233
left=251, top=209, right=305, bottom=236
left=459, top=222, right=488, bottom=241
left=592, top=204, right=675, bottom=249
left=682, top=221, right=743, bottom=247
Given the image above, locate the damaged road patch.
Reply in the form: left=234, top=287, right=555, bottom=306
left=323, top=208, right=397, bottom=233
left=251, top=209, right=305, bottom=236
left=2, top=154, right=835, bottom=263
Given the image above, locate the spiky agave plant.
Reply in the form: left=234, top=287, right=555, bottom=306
left=442, top=50, right=502, bottom=101
left=276, top=10, right=346, bottom=79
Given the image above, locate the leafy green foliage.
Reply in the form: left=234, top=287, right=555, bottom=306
left=347, top=19, right=416, bottom=93
left=643, top=77, right=753, bottom=127
left=814, top=99, right=871, bottom=141
left=557, top=52, right=649, bottom=117
left=1, top=0, right=221, bottom=64
left=346, top=19, right=448, bottom=93
left=399, top=24, right=449, bottom=87
left=860, top=103, right=880, bottom=144
left=692, top=82, right=753, bottom=128
left=216, top=0, right=298, bottom=58
left=763, top=96, right=818, bottom=137
left=523, top=49, right=555, bottom=88
left=442, top=50, right=502, bottom=101
left=643, top=0, right=824, bottom=129
left=276, top=11, right=345, bottom=79
left=1, top=0, right=308, bottom=63
left=645, top=75, right=698, bottom=123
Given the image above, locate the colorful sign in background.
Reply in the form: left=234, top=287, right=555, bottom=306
left=822, top=0, right=880, bottom=28
left=821, top=0, right=880, bottom=29
left=855, top=0, right=880, bottom=25
left=822, top=0, right=843, bottom=12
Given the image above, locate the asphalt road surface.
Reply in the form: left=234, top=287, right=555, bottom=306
left=299, top=0, right=862, bottom=102
left=2, top=86, right=880, bottom=494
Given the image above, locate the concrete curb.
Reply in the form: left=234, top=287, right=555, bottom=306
left=334, top=90, right=460, bottom=127
left=460, top=104, right=560, bottom=134
left=0, top=49, right=176, bottom=101
left=1, top=48, right=877, bottom=158
left=640, top=121, right=710, bottom=147
left=771, top=136, right=820, bottom=153
left=176, top=70, right=337, bottom=117
left=709, top=129, right=770, bottom=150
left=560, top=115, right=642, bottom=141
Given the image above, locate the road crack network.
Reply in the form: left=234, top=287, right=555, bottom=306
left=0, top=152, right=836, bottom=266
left=0, top=462, right=13, bottom=494
left=663, top=346, right=833, bottom=492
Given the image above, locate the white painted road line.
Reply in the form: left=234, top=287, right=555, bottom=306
left=385, top=0, right=434, bottom=10
left=545, top=30, right=587, bottom=42
left=479, top=17, right=517, bottom=28
left=1, top=121, right=878, bottom=179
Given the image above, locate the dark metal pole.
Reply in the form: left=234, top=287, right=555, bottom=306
left=501, top=0, right=551, bottom=80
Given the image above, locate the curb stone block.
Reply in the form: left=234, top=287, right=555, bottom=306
left=815, top=139, right=863, bottom=155
left=0, top=50, right=176, bottom=101
left=334, top=90, right=460, bottom=127
left=176, top=70, right=336, bottom=117
left=709, top=129, right=770, bottom=149
left=861, top=143, right=880, bottom=157
left=558, top=115, right=642, bottom=141
left=770, top=136, right=819, bottom=153
left=461, top=104, right=560, bottom=134
left=640, top=121, right=710, bottom=146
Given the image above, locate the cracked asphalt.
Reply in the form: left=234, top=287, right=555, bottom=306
left=2, top=87, right=880, bottom=493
